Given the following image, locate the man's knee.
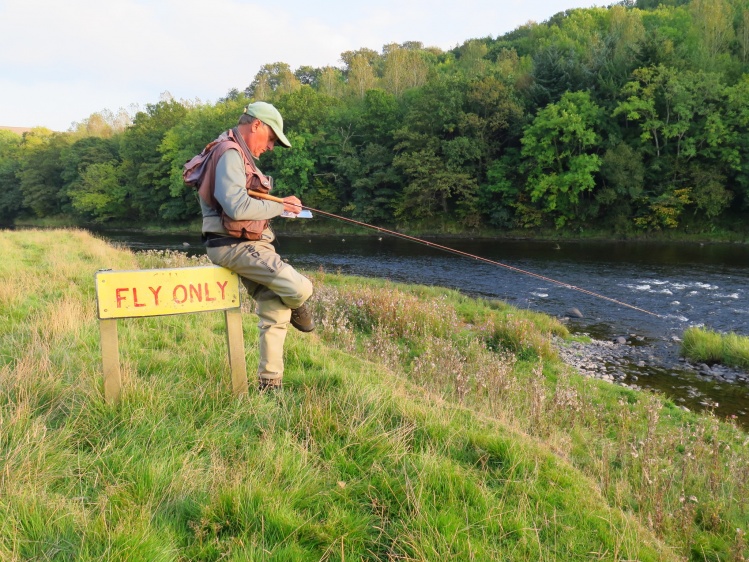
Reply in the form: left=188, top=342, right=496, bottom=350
left=283, top=276, right=313, bottom=309
left=298, top=276, right=313, bottom=303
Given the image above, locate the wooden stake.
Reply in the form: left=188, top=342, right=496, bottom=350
left=99, top=319, right=121, bottom=404
left=225, top=308, right=248, bottom=396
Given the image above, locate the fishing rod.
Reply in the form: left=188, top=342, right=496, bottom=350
left=250, top=191, right=662, bottom=318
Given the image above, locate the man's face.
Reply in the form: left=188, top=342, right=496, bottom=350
left=247, top=119, right=277, bottom=158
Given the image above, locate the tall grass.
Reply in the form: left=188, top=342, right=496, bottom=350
left=306, top=273, right=749, bottom=561
left=682, top=326, right=749, bottom=370
left=1, top=229, right=747, bottom=561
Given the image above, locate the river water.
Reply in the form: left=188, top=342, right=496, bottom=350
left=98, top=229, right=749, bottom=425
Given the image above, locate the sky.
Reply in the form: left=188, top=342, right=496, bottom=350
left=0, top=0, right=606, bottom=131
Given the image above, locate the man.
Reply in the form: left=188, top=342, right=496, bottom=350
left=199, top=101, right=314, bottom=391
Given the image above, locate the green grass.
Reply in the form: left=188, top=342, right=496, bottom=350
left=681, top=326, right=749, bottom=370
left=1, top=229, right=748, bottom=561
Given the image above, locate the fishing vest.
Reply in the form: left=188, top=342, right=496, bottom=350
left=187, top=128, right=273, bottom=240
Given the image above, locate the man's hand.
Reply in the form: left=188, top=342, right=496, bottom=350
left=281, top=195, right=303, bottom=214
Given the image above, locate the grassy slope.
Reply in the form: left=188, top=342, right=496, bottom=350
left=0, top=229, right=745, bottom=560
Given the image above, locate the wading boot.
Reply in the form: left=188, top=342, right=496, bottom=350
left=258, top=378, right=282, bottom=392
left=290, top=303, right=315, bottom=332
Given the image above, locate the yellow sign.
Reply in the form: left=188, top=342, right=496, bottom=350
left=95, top=265, right=240, bottom=319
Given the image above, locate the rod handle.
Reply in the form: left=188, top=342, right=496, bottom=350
left=248, top=190, right=284, bottom=204
left=248, top=190, right=304, bottom=211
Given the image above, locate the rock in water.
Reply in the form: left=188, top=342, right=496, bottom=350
left=565, top=307, right=584, bottom=318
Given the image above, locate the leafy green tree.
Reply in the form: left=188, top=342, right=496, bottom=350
left=597, top=142, right=645, bottom=230
left=119, top=100, right=189, bottom=221
left=637, top=4, right=696, bottom=68
left=323, top=89, right=402, bottom=222
left=456, top=40, right=489, bottom=78
left=530, top=44, right=594, bottom=107
left=263, top=87, right=339, bottom=201
left=0, top=131, right=23, bottom=222
left=393, top=76, right=481, bottom=224
left=318, top=67, right=345, bottom=98
left=592, top=5, right=646, bottom=101
left=689, top=0, right=734, bottom=68
left=346, top=142, right=403, bottom=222
left=723, top=76, right=749, bottom=208
left=262, top=131, right=316, bottom=196
left=17, top=129, right=70, bottom=218
left=521, top=91, right=603, bottom=228
left=67, top=162, right=126, bottom=222
left=346, top=54, right=378, bottom=98
left=480, top=152, right=526, bottom=228
left=294, top=65, right=321, bottom=87
left=462, top=75, right=524, bottom=177
left=275, top=85, right=338, bottom=133
left=60, top=136, right=121, bottom=221
left=382, top=43, right=429, bottom=96
left=614, top=66, right=736, bottom=225
left=245, top=62, right=300, bottom=99
left=737, top=8, right=749, bottom=63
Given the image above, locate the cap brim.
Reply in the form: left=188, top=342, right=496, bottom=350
left=270, top=125, right=291, bottom=148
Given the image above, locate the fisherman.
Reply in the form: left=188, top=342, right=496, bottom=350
left=198, top=101, right=314, bottom=391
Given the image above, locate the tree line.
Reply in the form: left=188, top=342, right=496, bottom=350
left=2, top=0, right=749, bottom=234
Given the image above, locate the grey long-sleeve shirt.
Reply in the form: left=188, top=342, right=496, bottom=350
left=200, top=148, right=284, bottom=234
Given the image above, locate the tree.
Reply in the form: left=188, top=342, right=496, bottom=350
left=382, top=43, right=411, bottom=97
left=723, top=76, right=749, bottom=208
left=275, top=86, right=338, bottom=133
left=17, top=129, right=70, bottom=218
left=245, top=62, right=300, bottom=99
left=530, top=44, right=595, bottom=107
left=0, top=131, right=23, bottom=222
left=294, top=65, right=320, bottom=87
left=614, top=66, right=736, bottom=228
left=597, top=141, right=645, bottom=229
left=119, top=100, right=189, bottom=221
left=689, top=0, right=734, bottom=68
left=738, top=9, right=749, bottom=63
left=60, top=136, right=121, bottom=220
left=346, top=54, right=378, bottom=98
left=67, top=162, right=126, bottom=222
left=318, top=66, right=345, bottom=98
left=393, top=76, right=481, bottom=224
left=333, top=89, right=403, bottom=222
left=521, top=91, right=603, bottom=227
left=457, top=40, right=489, bottom=78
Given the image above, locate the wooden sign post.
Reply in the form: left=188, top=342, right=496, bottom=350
left=94, top=265, right=247, bottom=404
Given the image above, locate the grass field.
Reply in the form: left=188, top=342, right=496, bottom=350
left=1, top=229, right=747, bottom=561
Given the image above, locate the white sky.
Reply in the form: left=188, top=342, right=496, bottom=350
left=0, top=0, right=606, bottom=131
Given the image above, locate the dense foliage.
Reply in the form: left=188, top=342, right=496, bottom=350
left=3, top=0, right=749, bottom=234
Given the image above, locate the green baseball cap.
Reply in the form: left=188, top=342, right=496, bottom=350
left=244, top=101, right=291, bottom=148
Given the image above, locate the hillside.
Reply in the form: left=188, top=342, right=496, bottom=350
left=3, top=0, right=749, bottom=238
left=1, top=229, right=747, bottom=560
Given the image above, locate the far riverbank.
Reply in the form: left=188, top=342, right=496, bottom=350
left=9, top=215, right=749, bottom=245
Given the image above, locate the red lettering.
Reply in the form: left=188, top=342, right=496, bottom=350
left=189, top=283, right=202, bottom=303
left=149, top=286, right=161, bottom=306
left=132, top=288, right=146, bottom=307
left=173, top=285, right=187, bottom=304
left=204, top=282, right=216, bottom=302
left=115, top=288, right=129, bottom=308
left=216, top=281, right=228, bottom=300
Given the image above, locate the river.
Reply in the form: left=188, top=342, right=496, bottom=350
left=97, top=229, right=749, bottom=425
